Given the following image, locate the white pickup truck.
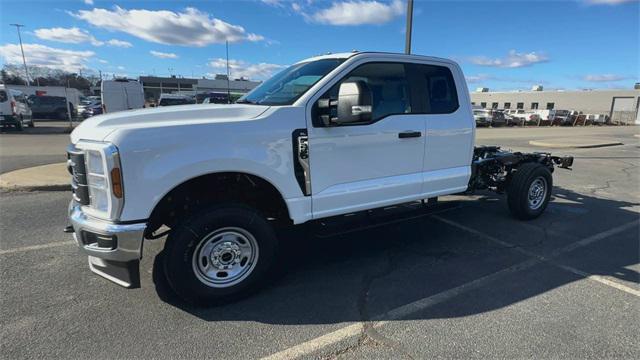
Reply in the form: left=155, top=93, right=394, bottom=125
left=66, top=52, right=573, bottom=304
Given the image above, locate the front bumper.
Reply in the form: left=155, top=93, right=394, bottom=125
left=69, top=202, right=146, bottom=288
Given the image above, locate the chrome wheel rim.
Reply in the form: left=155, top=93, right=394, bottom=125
left=527, top=177, right=547, bottom=210
left=192, top=227, right=259, bottom=288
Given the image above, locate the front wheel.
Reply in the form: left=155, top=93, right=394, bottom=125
left=162, top=205, right=278, bottom=305
left=507, top=163, right=552, bottom=220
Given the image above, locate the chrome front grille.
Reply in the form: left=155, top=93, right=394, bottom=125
left=67, top=144, right=90, bottom=205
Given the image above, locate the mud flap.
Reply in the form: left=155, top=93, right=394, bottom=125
left=88, top=256, right=141, bottom=288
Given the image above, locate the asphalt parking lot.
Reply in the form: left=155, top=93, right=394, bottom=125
left=1, top=126, right=639, bottom=359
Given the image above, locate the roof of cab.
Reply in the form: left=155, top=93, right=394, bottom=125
left=295, top=51, right=458, bottom=66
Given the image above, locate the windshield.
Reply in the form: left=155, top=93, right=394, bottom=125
left=238, top=58, right=344, bottom=106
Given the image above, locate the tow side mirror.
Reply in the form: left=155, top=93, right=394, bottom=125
left=335, top=81, right=372, bottom=124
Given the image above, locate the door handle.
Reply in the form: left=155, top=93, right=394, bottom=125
left=398, top=131, right=422, bottom=139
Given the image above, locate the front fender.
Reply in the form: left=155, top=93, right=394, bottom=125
left=106, top=109, right=308, bottom=222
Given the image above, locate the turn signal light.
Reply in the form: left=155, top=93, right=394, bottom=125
left=111, top=167, right=123, bottom=198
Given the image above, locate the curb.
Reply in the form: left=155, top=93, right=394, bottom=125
left=0, top=162, right=70, bottom=192
left=0, top=184, right=71, bottom=192
left=528, top=140, right=623, bottom=149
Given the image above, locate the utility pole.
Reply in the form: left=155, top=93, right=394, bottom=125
left=404, top=0, right=414, bottom=55
left=10, top=24, right=30, bottom=85
left=226, top=40, right=231, bottom=104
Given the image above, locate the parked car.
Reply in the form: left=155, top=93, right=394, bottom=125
left=491, top=109, right=507, bottom=127
left=505, top=109, right=529, bottom=126
left=586, top=114, right=608, bottom=125
left=78, top=96, right=101, bottom=116
left=101, top=79, right=145, bottom=114
left=158, top=94, right=196, bottom=106
left=473, top=109, right=492, bottom=127
left=533, top=110, right=557, bottom=126
left=81, top=103, right=103, bottom=118
left=66, top=51, right=574, bottom=304
left=0, top=85, right=34, bottom=130
left=197, top=92, right=230, bottom=104
left=550, top=110, right=571, bottom=126
left=30, top=95, right=74, bottom=120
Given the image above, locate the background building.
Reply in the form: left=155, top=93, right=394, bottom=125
left=139, top=75, right=260, bottom=103
left=470, top=88, right=640, bottom=124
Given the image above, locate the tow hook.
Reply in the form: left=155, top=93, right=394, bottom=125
left=63, top=225, right=75, bottom=233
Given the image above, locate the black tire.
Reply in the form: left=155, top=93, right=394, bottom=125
left=507, top=163, right=552, bottom=220
left=15, top=120, right=23, bottom=131
left=162, top=204, right=278, bottom=305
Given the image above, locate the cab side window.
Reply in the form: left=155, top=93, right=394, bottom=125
left=348, top=63, right=411, bottom=120
left=416, top=65, right=459, bottom=114
left=320, top=62, right=412, bottom=123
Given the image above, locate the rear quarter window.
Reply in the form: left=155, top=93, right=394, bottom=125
left=0, top=91, right=7, bottom=102
left=414, top=64, right=459, bottom=114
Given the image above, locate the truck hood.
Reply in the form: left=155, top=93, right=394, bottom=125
left=70, top=104, right=270, bottom=143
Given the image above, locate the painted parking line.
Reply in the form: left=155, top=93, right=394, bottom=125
left=0, top=240, right=75, bottom=255
left=432, top=215, right=640, bottom=298
left=263, top=258, right=541, bottom=360
left=262, top=218, right=638, bottom=360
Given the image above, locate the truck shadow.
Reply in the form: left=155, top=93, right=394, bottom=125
left=152, top=186, right=639, bottom=325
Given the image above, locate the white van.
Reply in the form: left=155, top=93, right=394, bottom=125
left=101, top=79, right=144, bottom=114
left=0, top=85, right=34, bottom=130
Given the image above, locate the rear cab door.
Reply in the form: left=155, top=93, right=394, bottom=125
left=410, top=60, right=474, bottom=196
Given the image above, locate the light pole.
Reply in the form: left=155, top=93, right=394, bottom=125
left=404, top=0, right=414, bottom=55
left=10, top=24, right=30, bottom=85
left=226, top=40, right=231, bottom=104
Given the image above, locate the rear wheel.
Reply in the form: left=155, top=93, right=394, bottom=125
left=507, top=163, right=552, bottom=220
left=162, top=205, right=278, bottom=305
left=15, top=118, right=23, bottom=131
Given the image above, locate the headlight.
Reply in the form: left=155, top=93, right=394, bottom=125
left=77, top=141, right=124, bottom=220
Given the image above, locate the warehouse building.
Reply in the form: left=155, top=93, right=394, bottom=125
left=470, top=87, right=640, bottom=124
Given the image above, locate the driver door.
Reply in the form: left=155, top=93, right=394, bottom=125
left=307, top=62, right=426, bottom=219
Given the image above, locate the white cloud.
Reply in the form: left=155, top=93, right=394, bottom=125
left=105, top=39, right=133, bottom=48
left=292, top=3, right=302, bottom=12
left=582, top=74, right=629, bottom=82
left=71, top=6, right=264, bottom=46
left=97, top=59, right=108, bottom=64
left=0, top=43, right=94, bottom=72
left=150, top=50, right=179, bottom=59
left=117, top=66, right=125, bottom=70
left=84, top=0, right=94, bottom=5
left=208, top=58, right=285, bottom=80
left=247, top=33, right=265, bottom=42
left=34, top=27, right=132, bottom=48
left=470, top=50, right=549, bottom=68
left=312, top=0, right=404, bottom=26
left=34, top=27, right=103, bottom=46
left=262, top=0, right=285, bottom=6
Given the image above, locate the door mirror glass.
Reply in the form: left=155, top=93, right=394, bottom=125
left=335, top=81, right=372, bottom=124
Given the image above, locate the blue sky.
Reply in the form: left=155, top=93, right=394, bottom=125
left=0, top=0, right=638, bottom=90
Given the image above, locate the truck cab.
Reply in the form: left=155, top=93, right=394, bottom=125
left=67, top=52, right=569, bottom=304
